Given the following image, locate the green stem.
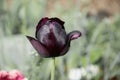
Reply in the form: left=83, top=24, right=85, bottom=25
left=51, top=57, right=55, bottom=80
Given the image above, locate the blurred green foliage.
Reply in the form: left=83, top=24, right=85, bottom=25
left=0, top=0, right=120, bottom=80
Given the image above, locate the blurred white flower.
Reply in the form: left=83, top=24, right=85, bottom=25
left=68, top=65, right=99, bottom=80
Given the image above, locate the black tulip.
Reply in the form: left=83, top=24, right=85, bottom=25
left=26, top=17, right=81, bottom=58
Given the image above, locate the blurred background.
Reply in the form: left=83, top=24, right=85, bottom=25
left=0, top=0, right=120, bottom=80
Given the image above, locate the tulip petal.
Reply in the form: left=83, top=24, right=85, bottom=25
left=36, top=17, right=49, bottom=38
left=50, top=17, right=65, bottom=29
left=0, top=71, right=8, bottom=78
left=26, top=36, right=50, bottom=57
left=67, top=30, right=81, bottom=40
left=60, top=30, right=81, bottom=55
left=36, top=17, right=49, bottom=30
left=60, top=45, right=70, bottom=56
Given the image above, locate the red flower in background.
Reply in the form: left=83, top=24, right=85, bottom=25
left=27, top=17, right=81, bottom=58
left=0, top=70, right=28, bottom=80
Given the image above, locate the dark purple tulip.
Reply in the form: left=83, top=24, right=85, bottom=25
left=26, top=17, right=81, bottom=58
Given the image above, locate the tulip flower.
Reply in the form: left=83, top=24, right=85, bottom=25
left=0, top=70, right=28, bottom=80
left=26, top=17, right=81, bottom=58
left=26, top=17, right=81, bottom=80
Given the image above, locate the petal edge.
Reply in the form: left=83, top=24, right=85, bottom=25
left=50, top=17, right=65, bottom=29
left=60, top=30, right=81, bottom=55
left=26, top=36, right=50, bottom=57
left=68, top=30, right=81, bottom=40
